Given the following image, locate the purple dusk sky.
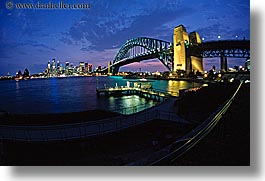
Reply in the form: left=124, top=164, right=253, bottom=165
left=0, top=0, right=250, bottom=75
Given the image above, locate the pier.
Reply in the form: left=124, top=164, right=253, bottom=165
left=96, top=87, right=171, bottom=102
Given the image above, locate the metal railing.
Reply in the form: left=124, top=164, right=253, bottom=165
left=0, top=101, right=184, bottom=142
left=149, top=82, right=243, bottom=165
left=108, top=102, right=157, bottom=115
left=97, top=86, right=176, bottom=97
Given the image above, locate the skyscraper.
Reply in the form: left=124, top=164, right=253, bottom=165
left=65, top=61, right=69, bottom=75
left=48, top=60, right=51, bottom=70
left=85, top=62, right=89, bottom=73
left=47, top=60, right=51, bottom=75
left=51, top=58, right=56, bottom=75
left=88, top=64, right=93, bottom=72
left=79, top=62, right=85, bottom=74
left=56, top=60, right=60, bottom=74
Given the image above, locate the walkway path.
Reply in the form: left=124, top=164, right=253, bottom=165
left=0, top=97, right=191, bottom=142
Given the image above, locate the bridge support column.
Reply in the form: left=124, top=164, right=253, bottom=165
left=112, top=66, right=119, bottom=75
left=173, top=25, right=189, bottom=72
left=220, top=53, right=227, bottom=72
left=173, top=25, right=203, bottom=75
left=107, top=61, right=112, bottom=75
left=190, top=56, right=204, bottom=75
left=186, top=56, right=192, bottom=75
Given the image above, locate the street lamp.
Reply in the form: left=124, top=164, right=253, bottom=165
left=217, top=35, right=221, bottom=40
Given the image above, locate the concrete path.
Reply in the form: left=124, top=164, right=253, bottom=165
left=0, top=97, right=191, bottom=142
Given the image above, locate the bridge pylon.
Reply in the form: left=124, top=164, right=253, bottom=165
left=220, top=53, right=228, bottom=72
left=173, top=25, right=204, bottom=75
left=173, top=25, right=189, bottom=72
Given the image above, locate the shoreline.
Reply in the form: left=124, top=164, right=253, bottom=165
left=0, top=82, right=250, bottom=165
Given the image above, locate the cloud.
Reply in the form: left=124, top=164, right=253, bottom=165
left=196, top=24, right=249, bottom=40
left=0, top=0, right=250, bottom=74
left=60, top=0, right=189, bottom=51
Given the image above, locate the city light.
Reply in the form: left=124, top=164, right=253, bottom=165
left=45, top=59, right=94, bottom=78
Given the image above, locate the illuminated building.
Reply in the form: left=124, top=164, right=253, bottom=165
left=69, top=63, right=74, bottom=75
left=47, top=60, right=51, bottom=70
left=245, top=59, right=250, bottom=71
left=56, top=60, right=61, bottom=74
left=59, top=63, right=63, bottom=73
left=79, top=62, right=85, bottom=73
left=51, top=58, right=56, bottom=75
left=88, top=64, right=93, bottom=72
left=47, top=60, right=51, bottom=75
left=85, top=62, right=88, bottom=73
left=65, top=61, right=69, bottom=75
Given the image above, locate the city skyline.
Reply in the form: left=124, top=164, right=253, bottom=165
left=0, top=0, right=250, bottom=75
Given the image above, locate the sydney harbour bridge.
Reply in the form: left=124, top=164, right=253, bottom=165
left=100, top=25, right=250, bottom=74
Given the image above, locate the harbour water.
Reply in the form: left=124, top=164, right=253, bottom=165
left=0, top=76, right=201, bottom=114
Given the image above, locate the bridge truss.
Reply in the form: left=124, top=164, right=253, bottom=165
left=101, top=39, right=250, bottom=74
left=188, top=40, right=250, bottom=58
left=110, top=37, right=173, bottom=73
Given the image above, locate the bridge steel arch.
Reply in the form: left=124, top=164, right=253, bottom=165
left=110, top=37, right=173, bottom=73
left=101, top=39, right=250, bottom=74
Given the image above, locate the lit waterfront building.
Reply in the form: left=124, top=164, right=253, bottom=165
left=59, top=63, right=63, bottom=74
left=51, top=58, right=56, bottom=75
left=88, top=64, right=93, bottom=73
left=56, top=60, right=61, bottom=75
left=47, top=60, right=51, bottom=75
left=85, top=62, right=88, bottom=73
left=79, top=62, right=85, bottom=74
left=245, top=59, right=250, bottom=71
left=47, top=60, right=51, bottom=70
left=65, top=61, right=70, bottom=75
left=69, top=63, right=74, bottom=75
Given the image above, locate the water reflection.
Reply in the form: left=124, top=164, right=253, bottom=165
left=0, top=77, right=201, bottom=114
left=167, top=80, right=186, bottom=96
left=50, top=78, right=59, bottom=106
left=166, top=80, right=201, bottom=96
left=15, top=81, right=19, bottom=92
left=108, top=95, right=156, bottom=115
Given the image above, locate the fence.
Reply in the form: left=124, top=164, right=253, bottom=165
left=0, top=106, right=183, bottom=142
